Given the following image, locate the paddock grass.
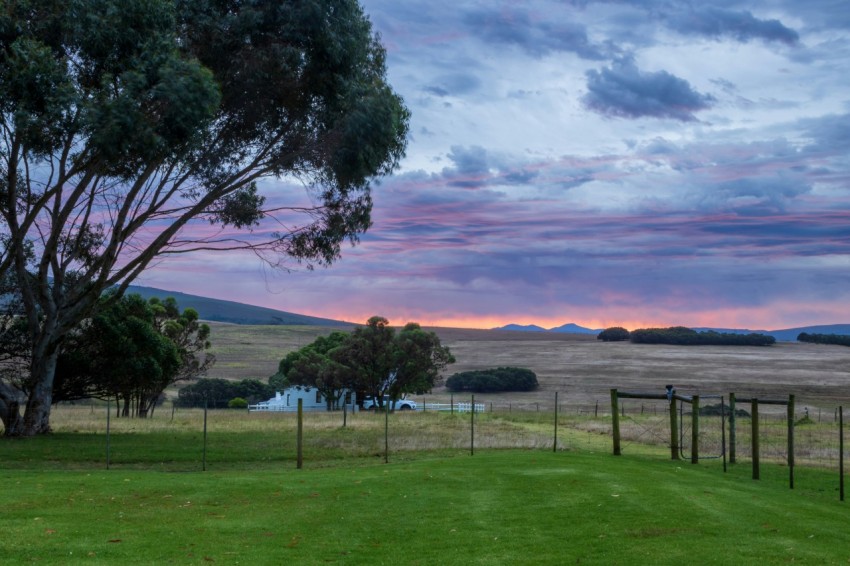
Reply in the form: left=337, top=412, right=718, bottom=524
left=1, top=447, right=849, bottom=565
left=2, top=405, right=850, bottom=564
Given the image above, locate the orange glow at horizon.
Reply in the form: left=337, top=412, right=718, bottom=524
left=312, top=310, right=739, bottom=331
left=308, top=303, right=843, bottom=331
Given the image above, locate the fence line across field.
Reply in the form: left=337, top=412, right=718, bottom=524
left=47, top=389, right=850, bottom=502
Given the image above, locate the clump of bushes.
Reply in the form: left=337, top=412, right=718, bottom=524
left=228, top=397, right=249, bottom=409
left=177, top=378, right=274, bottom=408
left=597, top=327, right=630, bottom=341
left=629, top=327, right=775, bottom=346
left=797, top=333, right=850, bottom=347
left=445, top=367, right=538, bottom=393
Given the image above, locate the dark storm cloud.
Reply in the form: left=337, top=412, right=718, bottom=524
left=462, top=6, right=609, bottom=59
left=583, top=57, right=716, bottom=121
left=423, top=73, right=482, bottom=98
left=663, top=6, right=800, bottom=45
left=441, top=145, right=540, bottom=188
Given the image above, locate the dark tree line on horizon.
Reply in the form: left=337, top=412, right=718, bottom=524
left=797, top=333, right=850, bottom=347
left=598, top=326, right=775, bottom=346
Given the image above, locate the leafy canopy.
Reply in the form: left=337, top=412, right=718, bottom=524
left=276, top=317, right=455, bottom=410
left=0, top=0, right=409, bottom=435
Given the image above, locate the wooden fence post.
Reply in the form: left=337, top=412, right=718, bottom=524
left=721, top=396, right=727, bottom=473
left=691, top=395, right=700, bottom=464
left=106, top=397, right=111, bottom=470
left=838, top=407, right=844, bottom=501
left=297, top=398, right=303, bottom=469
left=669, top=394, right=679, bottom=460
left=203, top=397, right=208, bottom=472
left=611, top=389, right=621, bottom=456
left=729, top=393, right=736, bottom=464
left=553, top=391, right=559, bottom=453
left=470, top=394, right=475, bottom=456
left=788, top=394, right=795, bottom=489
left=752, top=399, right=760, bottom=480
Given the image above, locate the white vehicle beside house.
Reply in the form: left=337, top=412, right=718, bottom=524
left=361, top=396, right=417, bottom=411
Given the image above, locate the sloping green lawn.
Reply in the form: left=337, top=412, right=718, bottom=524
left=1, top=449, right=847, bottom=565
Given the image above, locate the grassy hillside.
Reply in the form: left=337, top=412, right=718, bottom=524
left=125, top=285, right=354, bottom=326
left=202, top=324, right=850, bottom=410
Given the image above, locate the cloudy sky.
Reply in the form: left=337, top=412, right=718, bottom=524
left=139, top=0, right=850, bottom=331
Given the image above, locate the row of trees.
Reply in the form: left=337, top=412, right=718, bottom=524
left=1, top=290, right=213, bottom=421
left=445, top=367, right=538, bottom=393
left=176, top=378, right=273, bottom=409
left=599, top=325, right=776, bottom=346
left=277, top=316, right=454, bottom=410
left=628, top=327, right=775, bottom=346
left=0, top=0, right=409, bottom=436
left=797, top=333, right=850, bottom=347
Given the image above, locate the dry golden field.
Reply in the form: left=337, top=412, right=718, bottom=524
left=203, top=323, right=850, bottom=412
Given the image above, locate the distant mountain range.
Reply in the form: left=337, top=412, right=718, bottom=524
left=492, top=322, right=850, bottom=342
left=497, top=323, right=602, bottom=334
left=123, top=286, right=850, bottom=341
left=126, top=285, right=354, bottom=327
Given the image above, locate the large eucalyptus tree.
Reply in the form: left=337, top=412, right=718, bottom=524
left=0, top=0, right=409, bottom=435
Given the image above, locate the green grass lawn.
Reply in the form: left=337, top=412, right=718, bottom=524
left=2, top=446, right=848, bottom=565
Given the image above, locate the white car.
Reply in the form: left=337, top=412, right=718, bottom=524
left=362, top=396, right=417, bottom=411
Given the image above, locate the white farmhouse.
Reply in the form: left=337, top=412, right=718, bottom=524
left=249, top=385, right=357, bottom=412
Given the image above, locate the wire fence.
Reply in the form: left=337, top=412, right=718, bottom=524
left=4, top=392, right=847, bottom=500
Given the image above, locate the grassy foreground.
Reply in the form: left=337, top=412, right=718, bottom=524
left=1, top=447, right=849, bottom=565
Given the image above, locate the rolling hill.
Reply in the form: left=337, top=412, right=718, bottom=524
left=124, top=285, right=850, bottom=341
left=125, top=285, right=353, bottom=327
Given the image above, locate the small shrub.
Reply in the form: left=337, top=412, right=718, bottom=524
left=445, top=367, right=538, bottom=393
left=228, top=397, right=249, bottom=409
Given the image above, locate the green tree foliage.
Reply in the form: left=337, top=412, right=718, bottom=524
left=597, top=327, right=630, bottom=342
left=52, top=293, right=213, bottom=417
left=278, top=317, right=454, bottom=410
left=227, top=397, right=248, bottom=410
left=282, top=331, right=353, bottom=410
left=329, top=316, right=397, bottom=409
left=388, top=323, right=455, bottom=401
left=445, top=367, right=539, bottom=393
left=797, top=333, right=850, bottom=347
left=177, top=378, right=273, bottom=408
left=629, top=327, right=775, bottom=346
left=54, top=294, right=181, bottom=418
left=0, top=0, right=409, bottom=435
left=148, top=297, right=215, bottom=387
left=268, top=372, right=288, bottom=392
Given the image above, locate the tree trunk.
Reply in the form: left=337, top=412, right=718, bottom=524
left=8, top=351, right=59, bottom=436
